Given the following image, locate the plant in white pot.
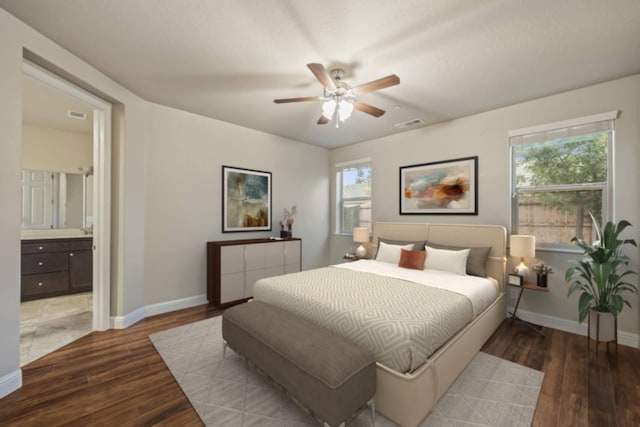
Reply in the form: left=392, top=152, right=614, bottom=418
left=565, top=213, right=638, bottom=345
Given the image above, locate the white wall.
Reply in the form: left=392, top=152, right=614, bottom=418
left=22, top=125, right=92, bottom=173
left=330, top=75, right=640, bottom=341
left=0, top=9, right=331, bottom=399
left=0, top=11, right=24, bottom=398
left=0, top=9, right=149, bottom=398
left=144, top=104, right=330, bottom=305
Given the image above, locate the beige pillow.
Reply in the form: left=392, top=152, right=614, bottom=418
left=424, top=245, right=470, bottom=275
left=376, top=241, right=415, bottom=264
left=425, top=242, right=491, bottom=277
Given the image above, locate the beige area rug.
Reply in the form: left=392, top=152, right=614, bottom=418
left=149, top=315, right=543, bottom=427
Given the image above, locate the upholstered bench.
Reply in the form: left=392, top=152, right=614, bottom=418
left=222, top=300, right=376, bottom=427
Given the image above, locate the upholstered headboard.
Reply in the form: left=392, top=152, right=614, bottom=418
left=371, top=222, right=507, bottom=289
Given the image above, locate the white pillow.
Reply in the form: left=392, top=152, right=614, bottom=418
left=375, top=241, right=415, bottom=264
left=424, top=245, right=470, bottom=275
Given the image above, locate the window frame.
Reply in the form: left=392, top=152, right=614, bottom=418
left=335, top=158, right=372, bottom=235
left=509, top=112, right=616, bottom=252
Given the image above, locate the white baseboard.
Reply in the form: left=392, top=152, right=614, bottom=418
left=0, top=368, right=22, bottom=399
left=507, top=306, right=639, bottom=348
left=144, top=294, right=208, bottom=318
left=110, top=306, right=145, bottom=329
left=110, top=294, right=209, bottom=329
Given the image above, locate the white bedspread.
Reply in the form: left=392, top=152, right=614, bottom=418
left=334, top=259, right=498, bottom=317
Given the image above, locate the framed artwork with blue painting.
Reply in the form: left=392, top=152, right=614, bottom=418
left=222, top=166, right=272, bottom=232
left=400, top=156, right=478, bottom=215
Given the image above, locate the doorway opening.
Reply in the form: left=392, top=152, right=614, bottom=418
left=20, top=61, right=111, bottom=365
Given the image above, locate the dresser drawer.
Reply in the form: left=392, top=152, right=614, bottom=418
left=22, top=241, right=69, bottom=254
left=22, top=252, right=68, bottom=275
left=21, top=272, right=69, bottom=296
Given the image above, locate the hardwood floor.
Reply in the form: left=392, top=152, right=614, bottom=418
left=482, top=319, right=640, bottom=427
left=1, top=305, right=638, bottom=426
left=0, top=304, right=221, bottom=426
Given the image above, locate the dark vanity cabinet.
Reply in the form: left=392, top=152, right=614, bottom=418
left=21, top=237, right=93, bottom=301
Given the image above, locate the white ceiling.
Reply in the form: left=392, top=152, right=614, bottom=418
left=3, top=0, right=640, bottom=148
left=23, top=75, right=93, bottom=134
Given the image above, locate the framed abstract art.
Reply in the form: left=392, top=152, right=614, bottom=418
left=400, top=156, right=478, bottom=215
left=222, top=166, right=272, bottom=232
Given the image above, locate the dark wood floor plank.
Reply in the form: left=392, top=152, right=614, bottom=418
left=1, top=304, right=639, bottom=426
left=531, top=328, right=566, bottom=427
left=587, top=349, right=617, bottom=427
left=558, top=333, right=589, bottom=427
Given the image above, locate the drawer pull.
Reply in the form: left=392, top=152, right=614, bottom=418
left=38, top=282, right=43, bottom=287
left=38, top=261, right=44, bottom=266
left=70, top=253, right=74, bottom=257
left=38, top=246, right=44, bottom=250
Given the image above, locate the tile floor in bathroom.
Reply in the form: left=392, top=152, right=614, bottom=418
left=20, top=292, right=93, bottom=366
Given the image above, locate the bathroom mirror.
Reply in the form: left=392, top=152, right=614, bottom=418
left=21, top=169, right=93, bottom=231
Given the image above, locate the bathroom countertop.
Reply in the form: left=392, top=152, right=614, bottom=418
left=21, top=229, right=93, bottom=240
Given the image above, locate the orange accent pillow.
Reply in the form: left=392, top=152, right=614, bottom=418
left=398, top=249, right=426, bottom=270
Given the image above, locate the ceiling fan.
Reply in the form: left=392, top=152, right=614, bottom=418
left=274, top=63, right=400, bottom=127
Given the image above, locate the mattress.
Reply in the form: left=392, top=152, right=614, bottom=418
left=252, top=261, right=498, bottom=373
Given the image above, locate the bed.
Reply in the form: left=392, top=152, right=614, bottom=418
left=253, top=222, right=507, bottom=426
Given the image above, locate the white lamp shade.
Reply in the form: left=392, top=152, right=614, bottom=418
left=510, top=235, right=536, bottom=258
left=352, top=227, right=370, bottom=243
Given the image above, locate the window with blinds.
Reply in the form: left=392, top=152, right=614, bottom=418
left=335, top=159, right=372, bottom=234
left=509, top=112, right=616, bottom=249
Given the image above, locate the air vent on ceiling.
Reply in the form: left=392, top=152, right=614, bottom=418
left=394, top=118, right=424, bottom=129
left=67, top=110, right=87, bottom=120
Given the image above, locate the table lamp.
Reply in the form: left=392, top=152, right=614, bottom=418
left=510, top=234, right=535, bottom=277
left=353, top=227, right=370, bottom=258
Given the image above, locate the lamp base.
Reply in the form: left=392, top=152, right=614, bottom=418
left=355, top=244, right=367, bottom=259
left=515, top=261, right=530, bottom=280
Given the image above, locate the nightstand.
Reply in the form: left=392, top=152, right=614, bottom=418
left=342, top=254, right=360, bottom=262
left=508, top=282, right=549, bottom=336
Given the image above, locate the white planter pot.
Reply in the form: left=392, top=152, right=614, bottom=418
left=588, top=309, right=616, bottom=342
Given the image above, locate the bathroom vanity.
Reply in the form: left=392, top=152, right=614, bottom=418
left=21, top=235, right=93, bottom=301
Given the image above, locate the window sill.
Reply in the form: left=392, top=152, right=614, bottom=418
left=535, top=245, right=582, bottom=255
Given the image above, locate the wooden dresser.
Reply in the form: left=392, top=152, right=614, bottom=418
left=21, top=237, right=93, bottom=301
left=207, top=238, right=301, bottom=308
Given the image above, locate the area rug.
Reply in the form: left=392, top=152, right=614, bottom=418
left=149, top=315, right=543, bottom=426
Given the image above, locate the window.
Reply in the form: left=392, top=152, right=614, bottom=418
left=336, top=159, right=372, bottom=234
left=510, top=112, right=616, bottom=249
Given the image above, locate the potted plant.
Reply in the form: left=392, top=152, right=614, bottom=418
left=532, top=262, right=553, bottom=287
left=565, top=212, right=638, bottom=344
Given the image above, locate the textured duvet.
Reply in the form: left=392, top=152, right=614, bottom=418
left=252, top=266, right=473, bottom=373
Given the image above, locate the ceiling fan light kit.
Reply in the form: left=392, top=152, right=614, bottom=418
left=321, top=98, right=354, bottom=125
left=275, top=63, right=399, bottom=127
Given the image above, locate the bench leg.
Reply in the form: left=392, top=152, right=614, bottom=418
left=222, top=341, right=228, bottom=359
left=369, top=399, right=376, bottom=425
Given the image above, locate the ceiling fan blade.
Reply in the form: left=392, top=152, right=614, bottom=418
left=352, top=74, right=400, bottom=94
left=317, top=115, right=329, bottom=125
left=274, top=96, right=321, bottom=104
left=353, top=101, right=385, bottom=117
left=307, top=63, right=336, bottom=91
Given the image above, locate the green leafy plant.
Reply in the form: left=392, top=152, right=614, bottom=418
left=565, top=212, right=638, bottom=322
